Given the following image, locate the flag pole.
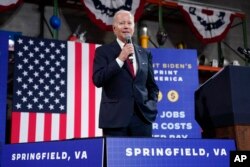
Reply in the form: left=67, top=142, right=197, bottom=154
left=53, top=0, right=59, bottom=39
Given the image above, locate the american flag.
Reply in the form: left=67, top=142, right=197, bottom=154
left=11, top=36, right=102, bottom=143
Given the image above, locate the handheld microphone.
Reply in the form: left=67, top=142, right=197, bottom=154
left=125, top=35, right=132, bottom=44
left=125, top=35, right=133, bottom=62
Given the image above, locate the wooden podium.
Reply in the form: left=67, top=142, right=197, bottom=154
left=195, top=65, right=250, bottom=150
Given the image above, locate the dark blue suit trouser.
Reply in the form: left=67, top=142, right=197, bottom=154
left=102, top=104, right=152, bottom=137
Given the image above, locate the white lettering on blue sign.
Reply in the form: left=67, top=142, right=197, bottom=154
left=74, top=151, right=88, bottom=159
left=125, top=148, right=207, bottom=157
left=159, top=111, right=185, bottom=118
left=11, top=152, right=68, bottom=161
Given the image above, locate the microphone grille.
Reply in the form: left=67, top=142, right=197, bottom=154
left=125, top=35, right=132, bottom=43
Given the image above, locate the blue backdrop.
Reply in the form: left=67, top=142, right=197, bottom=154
left=151, top=48, right=201, bottom=138
left=106, top=137, right=235, bottom=167
left=0, top=31, right=9, bottom=144
left=1, top=138, right=104, bottom=167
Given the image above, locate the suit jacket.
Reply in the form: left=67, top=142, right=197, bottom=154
left=92, top=40, right=159, bottom=128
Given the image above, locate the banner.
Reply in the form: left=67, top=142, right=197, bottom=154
left=0, top=31, right=9, bottom=144
left=1, top=138, right=104, bottom=167
left=106, top=137, right=236, bottom=167
left=82, top=0, right=145, bottom=30
left=178, top=3, right=235, bottom=43
left=151, top=48, right=201, bottom=138
left=0, top=0, right=22, bottom=12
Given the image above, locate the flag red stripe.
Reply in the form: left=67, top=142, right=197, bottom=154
left=11, top=112, right=21, bottom=143
left=88, top=44, right=96, bottom=137
left=59, top=113, right=66, bottom=140
left=74, top=42, right=82, bottom=138
left=28, top=112, right=36, bottom=142
left=44, top=113, right=52, bottom=141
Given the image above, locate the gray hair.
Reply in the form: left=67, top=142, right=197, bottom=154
left=112, top=10, right=134, bottom=26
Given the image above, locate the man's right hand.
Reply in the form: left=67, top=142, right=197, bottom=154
left=118, top=43, right=134, bottom=62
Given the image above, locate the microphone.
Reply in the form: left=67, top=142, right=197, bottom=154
left=125, top=35, right=133, bottom=62
left=237, top=47, right=250, bottom=55
left=125, top=34, right=132, bottom=44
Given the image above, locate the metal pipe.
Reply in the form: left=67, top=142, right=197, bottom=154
left=53, top=0, right=59, bottom=39
left=176, top=0, right=242, bottom=12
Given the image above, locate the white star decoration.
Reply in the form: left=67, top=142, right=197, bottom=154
left=13, top=37, right=67, bottom=113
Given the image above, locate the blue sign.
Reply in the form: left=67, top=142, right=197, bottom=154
left=1, top=138, right=104, bottom=167
left=106, top=137, right=236, bottom=167
left=0, top=31, right=9, bottom=144
left=151, top=48, right=201, bottom=138
left=0, top=30, right=22, bottom=145
left=0, top=142, right=2, bottom=167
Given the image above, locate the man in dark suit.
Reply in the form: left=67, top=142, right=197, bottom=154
left=92, top=10, right=159, bottom=137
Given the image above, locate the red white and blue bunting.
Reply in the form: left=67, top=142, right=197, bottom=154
left=0, top=0, right=22, bottom=12
left=82, top=0, right=145, bottom=31
left=178, top=3, right=236, bottom=44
